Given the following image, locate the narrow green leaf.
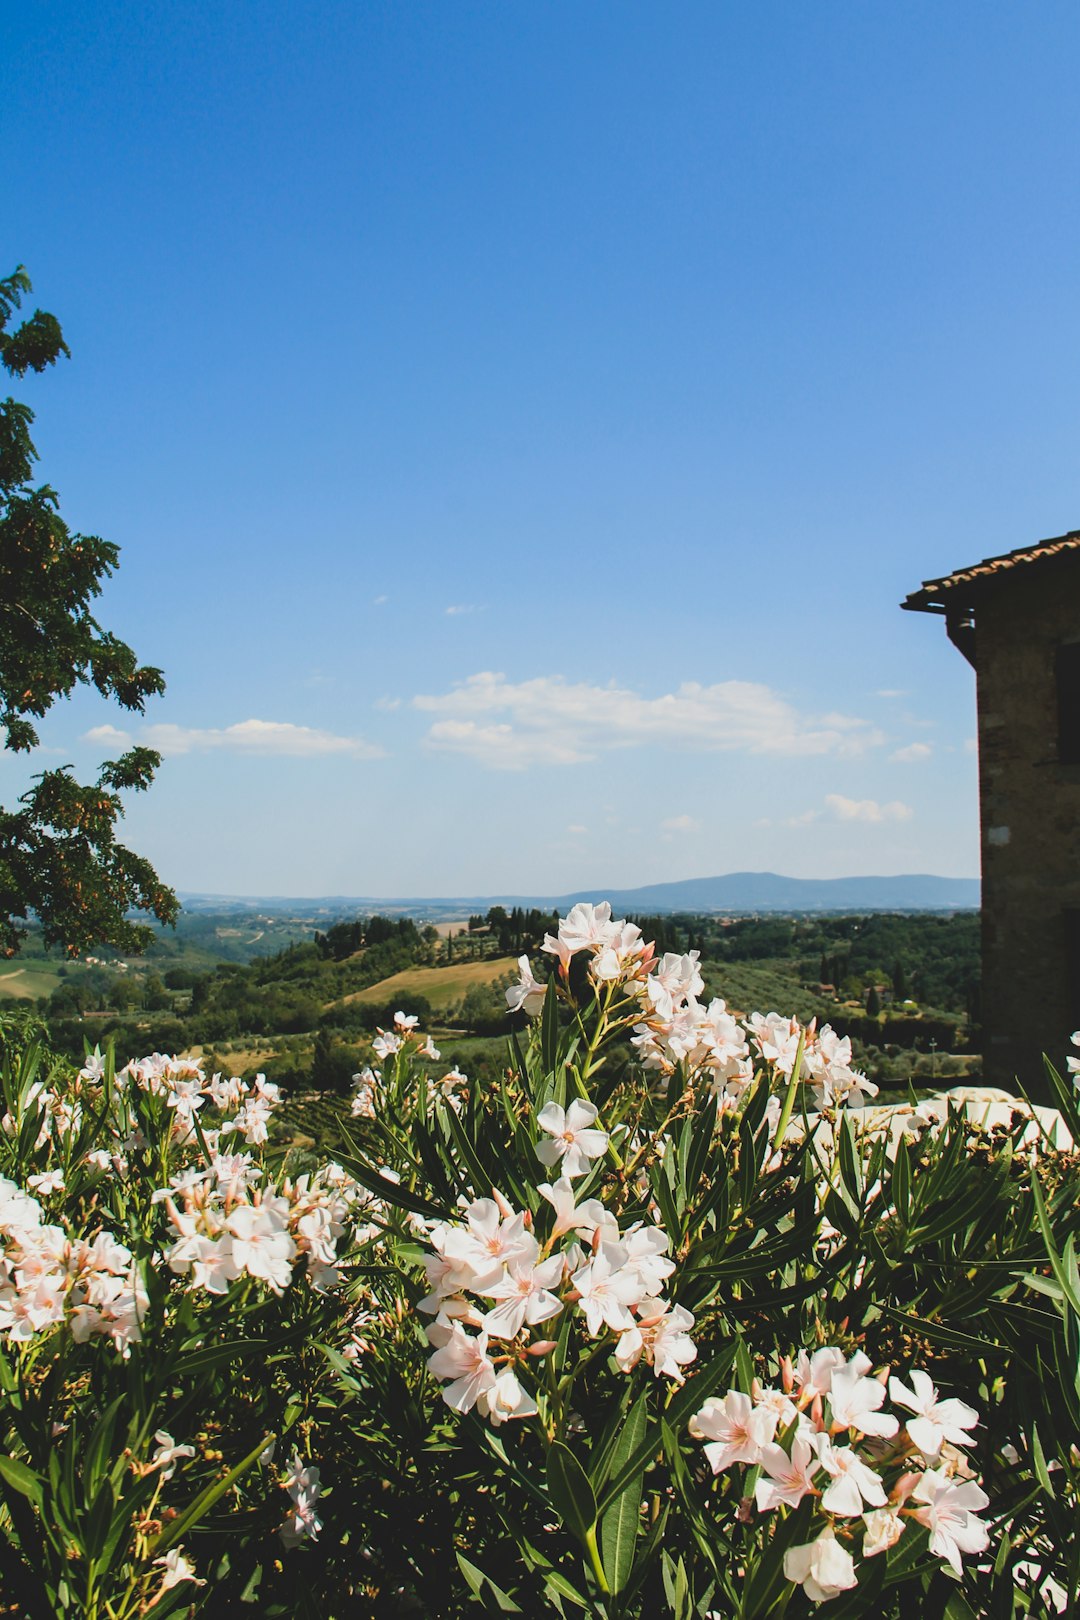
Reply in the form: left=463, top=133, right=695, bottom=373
left=331, top=1148, right=449, bottom=1220
left=150, top=1431, right=275, bottom=1555
left=0, top=1454, right=42, bottom=1505
left=599, top=1396, right=649, bottom=1594
left=541, top=976, right=560, bottom=1078
left=171, top=1339, right=270, bottom=1377
left=547, top=1442, right=597, bottom=1549
left=942, top=1594, right=978, bottom=1620
left=595, top=1340, right=738, bottom=1517
left=455, top=1552, right=523, bottom=1612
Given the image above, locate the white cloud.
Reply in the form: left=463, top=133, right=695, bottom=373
left=83, top=724, right=133, bottom=749
left=446, top=603, right=483, bottom=616
left=890, top=742, right=933, bottom=763
left=566, top=823, right=588, bottom=836
left=662, top=813, right=701, bottom=834
left=83, top=719, right=382, bottom=760
left=825, top=793, right=913, bottom=824
left=373, top=594, right=389, bottom=606
left=876, top=689, right=907, bottom=699
left=413, top=673, right=884, bottom=771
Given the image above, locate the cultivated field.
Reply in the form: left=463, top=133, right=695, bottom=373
left=333, top=955, right=519, bottom=1011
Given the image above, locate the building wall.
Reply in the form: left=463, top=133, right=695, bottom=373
left=975, top=554, right=1080, bottom=1093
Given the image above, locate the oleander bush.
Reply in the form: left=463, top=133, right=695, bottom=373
left=1, top=906, right=1079, bottom=1618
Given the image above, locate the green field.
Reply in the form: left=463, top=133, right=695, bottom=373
left=335, top=955, right=519, bottom=1011
left=0, top=965, right=66, bottom=1000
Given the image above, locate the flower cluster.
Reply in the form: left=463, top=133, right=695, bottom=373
left=540, top=901, right=655, bottom=984
left=117, top=1052, right=284, bottom=1147
left=160, top=1153, right=372, bottom=1295
left=507, top=904, right=877, bottom=1117
left=350, top=1012, right=459, bottom=1117
left=691, top=1347, right=986, bottom=1604
left=0, top=1175, right=145, bottom=1352
left=420, top=1172, right=696, bottom=1425
left=279, top=1452, right=322, bottom=1549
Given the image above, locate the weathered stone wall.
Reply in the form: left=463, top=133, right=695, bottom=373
left=975, top=553, right=1080, bottom=1093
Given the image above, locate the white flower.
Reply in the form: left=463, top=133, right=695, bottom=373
left=815, top=1436, right=887, bottom=1516
left=550, top=902, right=616, bottom=957
left=153, top=1548, right=205, bottom=1590
left=477, top=1367, right=539, bottom=1426
left=828, top=1362, right=899, bottom=1439
left=910, top=1468, right=990, bottom=1576
left=571, top=1249, right=641, bottom=1337
left=614, top=1298, right=697, bottom=1383
left=506, top=957, right=547, bottom=1015
left=862, top=1506, right=905, bottom=1557
left=226, top=1204, right=296, bottom=1294
left=889, top=1369, right=979, bottom=1458
left=783, top=1529, right=858, bottom=1603
left=538, top=1179, right=618, bottom=1243
left=482, top=1255, right=565, bottom=1340
left=280, top=1453, right=322, bottom=1548
left=27, top=1171, right=65, bottom=1197
left=150, top=1431, right=196, bottom=1480
left=534, top=1101, right=609, bottom=1179
left=754, top=1434, right=819, bottom=1511
left=426, top=1322, right=498, bottom=1413
left=1068, top=1031, right=1080, bottom=1083
left=690, top=1390, right=778, bottom=1473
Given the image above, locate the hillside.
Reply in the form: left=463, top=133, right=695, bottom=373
left=175, top=871, right=980, bottom=917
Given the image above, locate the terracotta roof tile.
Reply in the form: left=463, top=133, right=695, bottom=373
left=903, top=529, right=1080, bottom=613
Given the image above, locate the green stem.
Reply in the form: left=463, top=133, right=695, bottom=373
left=585, top=1524, right=610, bottom=1595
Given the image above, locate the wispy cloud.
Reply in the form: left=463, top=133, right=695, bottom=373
left=373, top=594, right=389, bottom=606
left=825, top=793, right=912, bottom=824
left=662, top=813, right=701, bottom=834
left=890, top=742, right=933, bottom=763
left=83, top=720, right=383, bottom=760
left=446, top=603, right=483, bottom=616
left=412, top=673, right=884, bottom=771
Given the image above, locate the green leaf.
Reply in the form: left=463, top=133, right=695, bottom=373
left=83, top=1395, right=127, bottom=1499
left=596, top=1339, right=738, bottom=1517
left=0, top=1454, right=42, bottom=1505
left=331, top=1148, right=449, bottom=1219
left=942, top=1595, right=978, bottom=1620
left=150, top=1431, right=275, bottom=1555
left=875, top=1306, right=997, bottom=1357
left=171, top=1338, right=271, bottom=1377
left=547, top=1442, right=598, bottom=1548
left=455, top=1552, right=523, bottom=1612
left=599, top=1395, right=649, bottom=1595
left=541, top=974, right=561, bottom=1079
left=543, top=1570, right=590, bottom=1608
left=1031, top=1423, right=1056, bottom=1497
left=82, top=1478, right=116, bottom=1562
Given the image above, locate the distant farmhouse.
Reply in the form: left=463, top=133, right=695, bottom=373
left=904, top=530, right=1080, bottom=1093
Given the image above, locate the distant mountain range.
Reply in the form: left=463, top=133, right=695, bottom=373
left=179, top=871, right=979, bottom=917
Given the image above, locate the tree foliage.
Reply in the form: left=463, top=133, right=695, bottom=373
left=0, top=267, right=177, bottom=956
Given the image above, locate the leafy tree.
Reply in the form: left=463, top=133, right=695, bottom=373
left=0, top=267, right=177, bottom=956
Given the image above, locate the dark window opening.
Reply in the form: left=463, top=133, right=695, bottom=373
left=1056, top=642, right=1080, bottom=764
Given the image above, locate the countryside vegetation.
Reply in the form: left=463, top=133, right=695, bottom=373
left=2, top=904, right=982, bottom=1127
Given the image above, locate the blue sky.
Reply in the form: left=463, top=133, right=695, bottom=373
left=4, top=1, right=1079, bottom=897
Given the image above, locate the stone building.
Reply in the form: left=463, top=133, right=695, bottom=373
left=903, top=530, right=1080, bottom=1093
